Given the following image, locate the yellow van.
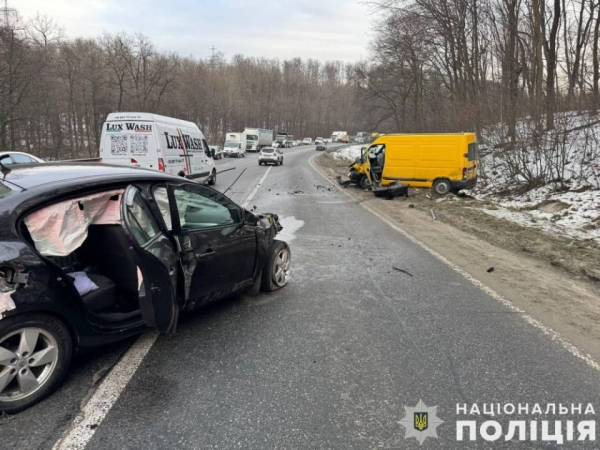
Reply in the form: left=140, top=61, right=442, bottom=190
left=365, top=133, right=478, bottom=195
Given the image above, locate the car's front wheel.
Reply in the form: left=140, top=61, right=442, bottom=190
left=261, top=240, right=291, bottom=292
left=0, top=314, right=72, bottom=414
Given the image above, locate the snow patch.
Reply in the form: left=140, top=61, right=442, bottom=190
left=277, top=216, right=305, bottom=242
left=331, top=145, right=363, bottom=162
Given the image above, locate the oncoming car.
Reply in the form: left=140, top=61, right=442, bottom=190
left=0, top=163, right=290, bottom=413
left=258, top=147, right=283, bottom=166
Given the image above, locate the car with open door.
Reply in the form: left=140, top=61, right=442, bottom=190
left=0, top=161, right=289, bottom=413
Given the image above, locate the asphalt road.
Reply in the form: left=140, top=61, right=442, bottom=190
left=2, top=145, right=600, bottom=449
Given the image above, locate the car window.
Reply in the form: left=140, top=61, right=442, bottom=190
left=0, top=155, right=13, bottom=165
left=154, top=185, right=242, bottom=230
left=468, top=143, right=479, bottom=161
left=124, top=188, right=160, bottom=245
left=12, top=154, right=34, bottom=164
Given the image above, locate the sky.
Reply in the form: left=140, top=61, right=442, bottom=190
left=14, top=0, right=374, bottom=62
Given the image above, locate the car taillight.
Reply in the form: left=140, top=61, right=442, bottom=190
left=158, top=158, right=165, bottom=172
left=462, top=167, right=467, bottom=180
left=131, top=158, right=138, bottom=164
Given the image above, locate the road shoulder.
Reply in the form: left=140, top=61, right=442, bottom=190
left=314, top=153, right=600, bottom=363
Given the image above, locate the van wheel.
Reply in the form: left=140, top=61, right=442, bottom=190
left=208, top=170, right=216, bottom=186
left=261, top=240, right=291, bottom=292
left=359, top=175, right=370, bottom=190
left=0, top=314, right=73, bottom=414
left=433, top=179, right=452, bottom=195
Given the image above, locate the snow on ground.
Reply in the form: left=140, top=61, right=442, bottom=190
left=475, top=112, right=600, bottom=241
left=330, top=145, right=362, bottom=161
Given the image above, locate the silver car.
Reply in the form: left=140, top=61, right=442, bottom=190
left=0, top=151, right=44, bottom=165
left=258, top=147, right=283, bottom=166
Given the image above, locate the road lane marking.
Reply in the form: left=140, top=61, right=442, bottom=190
left=242, top=166, right=271, bottom=208
left=52, top=331, right=159, bottom=450
left=308, top=153, right=600, bottom=373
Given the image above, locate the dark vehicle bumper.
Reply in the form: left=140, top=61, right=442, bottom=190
left=348, top=170, right=363, bottom=183
left=372, top=181, right=408, bottom=198
left=451, top=176, right=478, bottom=190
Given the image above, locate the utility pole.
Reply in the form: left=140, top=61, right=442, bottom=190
left=1, top=0, right=19, bottom=29
left=209, top=45, right=218, bottom=65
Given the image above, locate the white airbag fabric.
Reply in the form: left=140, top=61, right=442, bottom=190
left=25, top=189, right=124, bottom=256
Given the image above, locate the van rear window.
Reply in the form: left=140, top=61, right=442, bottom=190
left=468, top=143, right=478, bottom=161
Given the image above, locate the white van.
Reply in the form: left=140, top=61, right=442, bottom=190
left=100, top=113, right=217, bottom=185
left=223, top=132, right=247, bottom=157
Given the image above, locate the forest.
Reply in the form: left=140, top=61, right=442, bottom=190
left=2, top=1, right=600, bottom=161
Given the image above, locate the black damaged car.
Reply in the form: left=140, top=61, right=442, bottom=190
left=0, top=162, right=290, bottom=413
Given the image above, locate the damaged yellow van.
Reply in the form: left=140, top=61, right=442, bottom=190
left=365, top=133, right=478, bottom=195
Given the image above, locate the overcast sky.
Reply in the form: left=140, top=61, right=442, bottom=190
left=15, top=0, right=373, bottom=62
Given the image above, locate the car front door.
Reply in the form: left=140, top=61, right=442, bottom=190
left=121, top=185, right=181, bottom=333
left=152, top=183, right=257, bottom=307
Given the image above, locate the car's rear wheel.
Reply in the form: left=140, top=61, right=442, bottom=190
left=261, top=240, right=291, bottom=292
left=0, top=314, right=72, bottom=414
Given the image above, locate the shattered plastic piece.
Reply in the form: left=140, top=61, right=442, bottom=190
left=0, top=290, right=16, bottom=319
left=429, top=209, right=437, bottom=220
left=487, top=267, right=495, bottom=273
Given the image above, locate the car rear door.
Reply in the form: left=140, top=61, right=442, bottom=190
left=121, top=185, right=180, bottom=333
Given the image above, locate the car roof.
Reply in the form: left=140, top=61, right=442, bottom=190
left=0, top=163, right=191, bottom=232
left=2, top=162, right=179, bottom=191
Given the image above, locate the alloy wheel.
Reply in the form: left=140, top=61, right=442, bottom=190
left=0, top=327, right=59, bottom=402
left=273, top=248, right=291, bottom=287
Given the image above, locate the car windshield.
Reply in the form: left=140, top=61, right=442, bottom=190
left=247, top=135, right=258, bottom=141
left=262, top=148, right=274, bottom=153
left=224, top=141, right=238, bottom=148
left=276, top=136, right=285, bottom=142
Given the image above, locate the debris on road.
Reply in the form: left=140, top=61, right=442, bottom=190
left=392, top=267, right=413, bottom=277
left=429, top=209, right=437, bottom=220
left=487, top=267, right=495, bottom=273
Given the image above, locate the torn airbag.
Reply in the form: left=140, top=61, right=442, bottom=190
left=24, top=189, right=124, bottom=256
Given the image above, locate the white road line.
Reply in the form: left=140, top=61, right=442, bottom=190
left=52, top=331, right=159, bottom=450
left=308, top=153, right=600, bottom=373
left=242, top=166, right=271, bottom=208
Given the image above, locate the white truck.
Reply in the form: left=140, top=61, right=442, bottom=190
left=99, top=112, right=217, bottom=185
left=275, top=133, right=294, bottom=148
left=223, top=132, right=247, bottom=157
left=331, top=131, right=348, bottom=142
left=244, top=128, right=273, bottom=152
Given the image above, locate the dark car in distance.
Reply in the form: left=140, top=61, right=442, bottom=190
left=0, top=162, right=291, bottom=413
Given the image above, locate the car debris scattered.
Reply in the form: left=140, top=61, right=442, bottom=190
left=429, top=209, right=437, bottom=220
left=392, top=267, right=413, bottom=277
left=487, top=267, right=495, bottom=273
